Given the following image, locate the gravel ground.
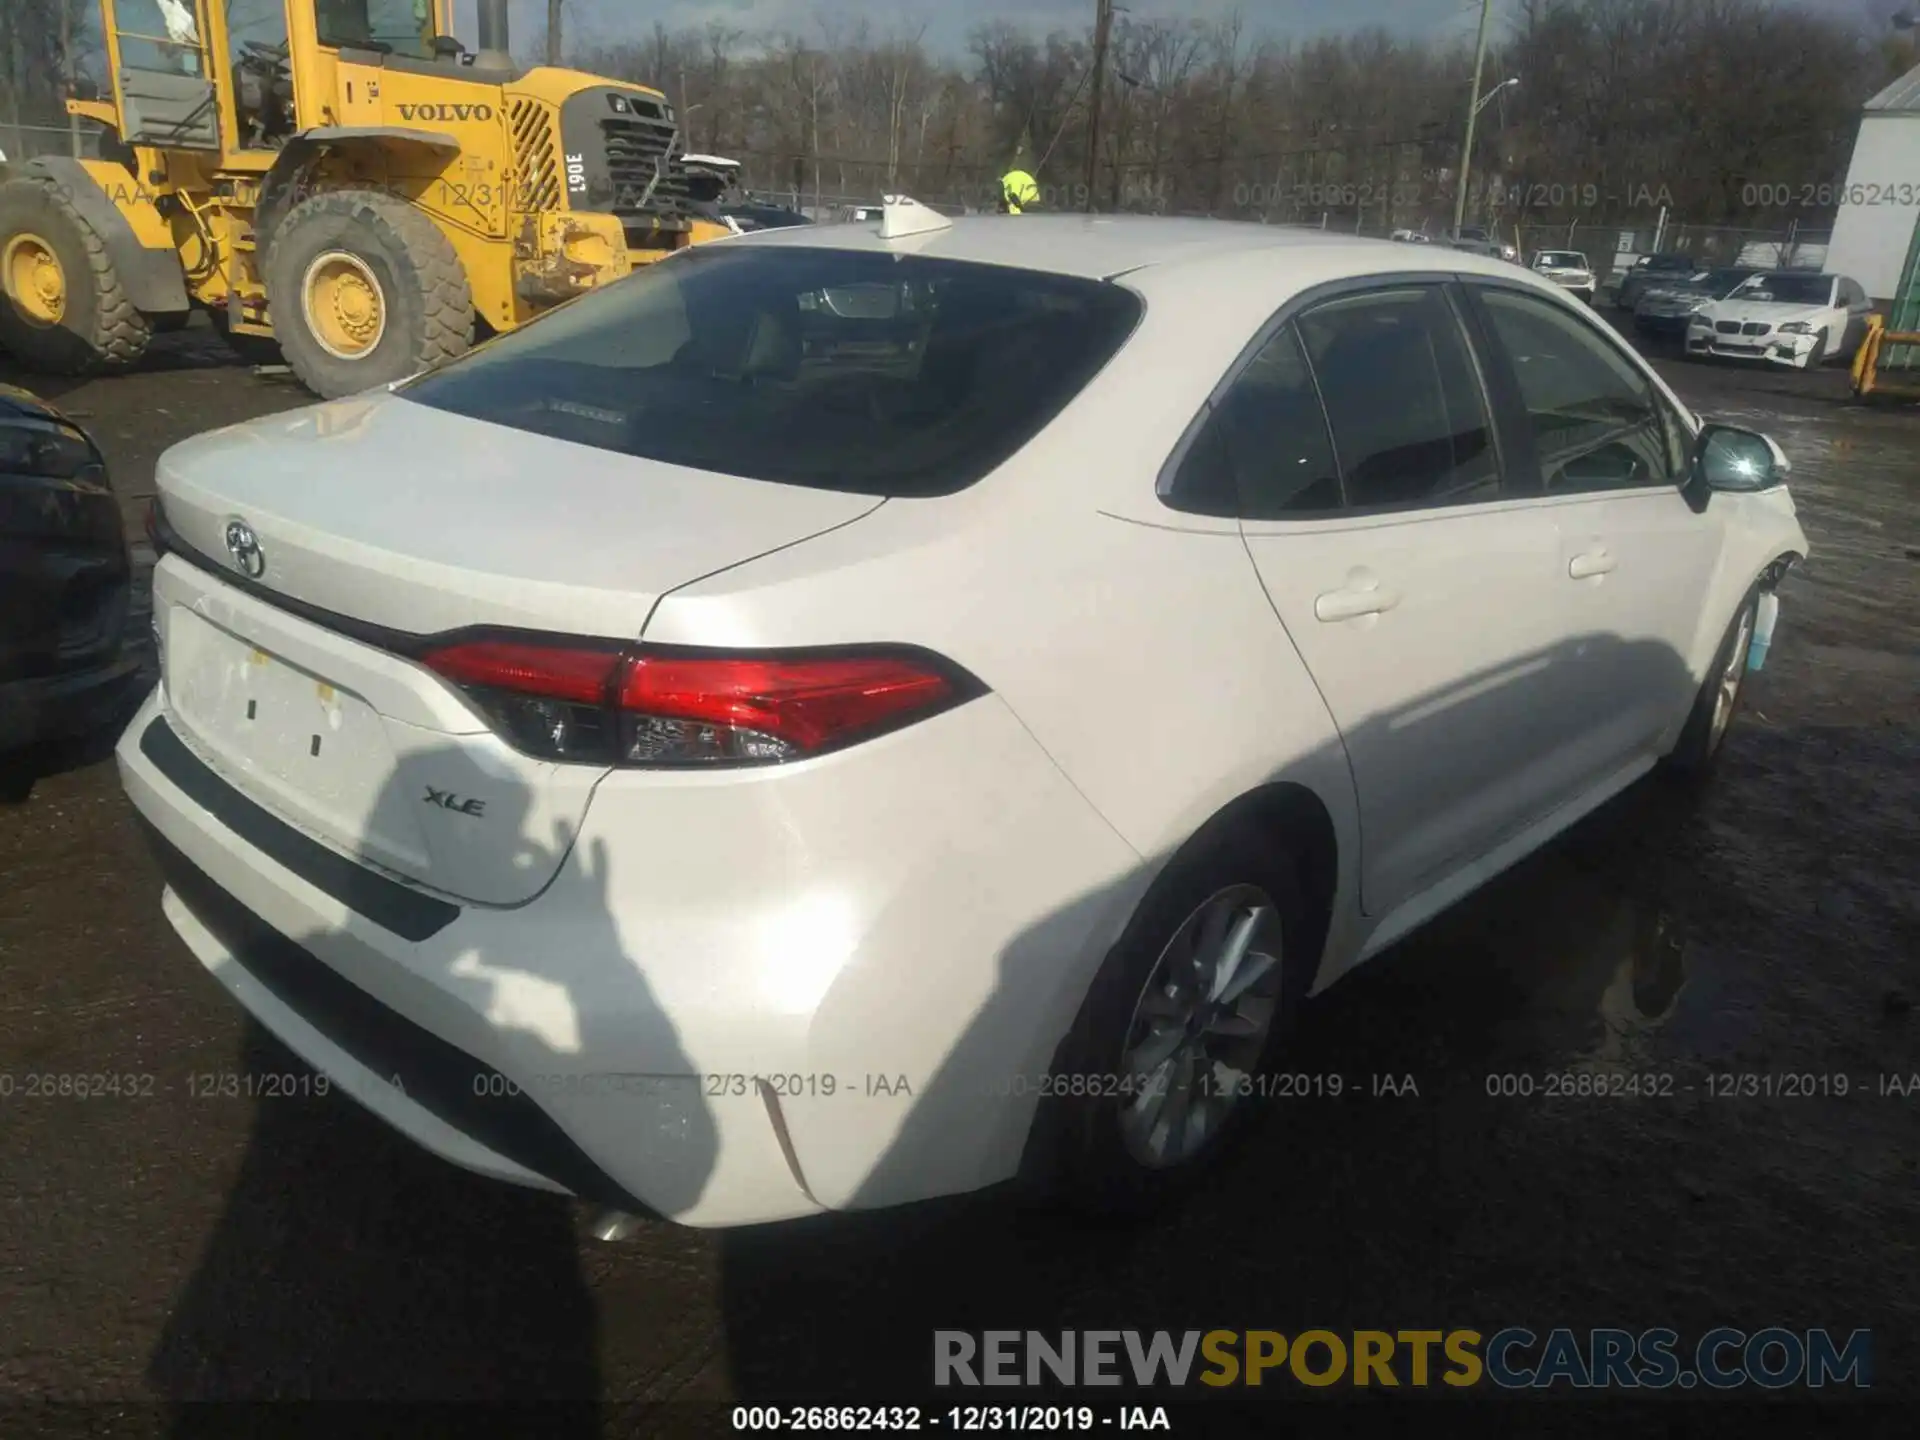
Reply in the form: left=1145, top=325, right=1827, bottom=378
left=0, top=315, right=1915, bottom=1436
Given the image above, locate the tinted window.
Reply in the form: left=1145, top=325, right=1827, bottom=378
left=402, top=246, right=1142, bottom=497
left=1841, top=279, right=1867, bottom=306
left=1168, top=323, right=1341, bottom=518
left=1296, top=287, right=1500, bottom=510
left=1478, top=288, right=1676, bottom=493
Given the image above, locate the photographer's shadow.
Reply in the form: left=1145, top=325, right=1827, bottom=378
left=145, top=738, right=716, bottom=1422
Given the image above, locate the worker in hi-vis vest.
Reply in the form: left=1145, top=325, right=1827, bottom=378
left=999, top=169, right=1040, bottom=213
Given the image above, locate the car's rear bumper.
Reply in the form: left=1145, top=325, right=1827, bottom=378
left=0, top=652, right=143, bottom=754
left=117, top=676, right=1139, bottom=1227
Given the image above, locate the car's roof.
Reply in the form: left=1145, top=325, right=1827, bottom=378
left=722, top=212, right=1525, bottom=284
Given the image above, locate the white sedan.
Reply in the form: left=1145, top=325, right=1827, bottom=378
left=1687, top=270, right=1876, bottom=368
left=119, top=207, right=1808, bottom=1228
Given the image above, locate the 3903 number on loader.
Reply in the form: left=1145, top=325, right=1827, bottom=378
left=0, top=0, right=729, bottom=398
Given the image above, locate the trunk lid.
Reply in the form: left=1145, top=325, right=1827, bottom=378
left=154, top=391, right=884, bottom=638
left=151, top=391, right=882, bottom=907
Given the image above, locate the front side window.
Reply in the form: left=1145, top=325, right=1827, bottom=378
left=402, top=245, right=1142, bottom=497
left=314, top=0, right=439, bottom=59
left=1295, top=286, right=1500, bottom=510
left=1477, top=287, right=1676, bottom=494
left=1167, top=322, right=1341, bottom=518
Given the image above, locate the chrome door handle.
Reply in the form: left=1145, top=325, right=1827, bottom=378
left=1314, top=585, right=1402, bottom=622
left=1569, top=550, right=1617, bottom=579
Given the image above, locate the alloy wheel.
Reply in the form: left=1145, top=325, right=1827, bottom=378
left=1118, top=884, right=1284, bottom=1169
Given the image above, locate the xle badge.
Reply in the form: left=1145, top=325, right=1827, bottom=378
left=424, top=787, right=486, bottom=817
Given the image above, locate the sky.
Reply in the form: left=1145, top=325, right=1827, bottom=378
left=452, top=0, right=1534, bottom=63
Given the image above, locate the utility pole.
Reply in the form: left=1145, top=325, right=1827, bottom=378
left=1454, top=0, right=1493, bottom=236
left=546, top=0, right=563, bottom=67
left=1084, top=0, right=1114, bottom=213
left=60, top=0, right=80, bottom=157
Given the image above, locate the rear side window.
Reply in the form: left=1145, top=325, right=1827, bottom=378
left=401, top=246, right=1142, bottom=497
left=1295, top=287, right=1500, bottom=509
left=1166, top=323, right=1341, bottom=518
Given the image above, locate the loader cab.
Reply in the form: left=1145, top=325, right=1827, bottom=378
left=100, top=0, right=456, bottom=165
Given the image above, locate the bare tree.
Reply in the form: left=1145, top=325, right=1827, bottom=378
left=569, top=0, right=1884, bottom=226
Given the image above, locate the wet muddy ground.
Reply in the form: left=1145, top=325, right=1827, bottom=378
left=0, top=318, right=1916, bottom=1434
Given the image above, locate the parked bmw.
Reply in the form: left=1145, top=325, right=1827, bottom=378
left=1, top=383, right=142, bottom=802
left=1686, top=270, right=1876, bottom=369
left=119, top=214, right=1808, bottom=1227
left=1613, top=252, right=1698, bottom=311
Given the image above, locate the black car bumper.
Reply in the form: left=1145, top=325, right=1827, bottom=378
left=0, top=653, right=144, bottom=754
left=1635, top=314, right=1694, bottom=338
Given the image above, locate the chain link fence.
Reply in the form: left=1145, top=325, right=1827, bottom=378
left=0, top=120, right=104, bottom=162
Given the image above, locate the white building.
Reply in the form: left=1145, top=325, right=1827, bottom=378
left=1827, top=60, right=1920, bottom=308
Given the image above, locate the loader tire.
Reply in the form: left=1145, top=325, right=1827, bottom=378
left=265, top=189, right=471, bottom=399
left=0, top=174, right=152, bottom=374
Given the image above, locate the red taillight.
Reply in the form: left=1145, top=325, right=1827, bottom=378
left=143, top=496, right=163, bottom=552
left=619, top=653, right=956, bottom=761
left=420, top=639, right=972, bottom=767
left=422, top=640, right=623, bottom=705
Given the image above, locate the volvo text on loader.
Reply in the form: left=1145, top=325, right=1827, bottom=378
left=0, top=0, right=729, bottom=398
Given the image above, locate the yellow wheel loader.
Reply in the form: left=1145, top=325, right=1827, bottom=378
left=0, top=0, right=729, bottom=398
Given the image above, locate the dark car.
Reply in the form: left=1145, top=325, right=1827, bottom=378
left=0, top=384, right=143, bottom=802
left=1633, top=266, right=1765, bottom=340
left=1614, top=252, right=1700, bottom=311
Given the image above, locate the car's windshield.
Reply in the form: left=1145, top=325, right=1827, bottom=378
left=400, top=244, right=1143, bottom=497
left=313, top=0, right=438, bottom=59
left=1709, top=269, right=1757, bottom=296
left=1646, top=255, right=1695, bottom=270
left=1730, top=273, right=1834, bottom=306
left=1536, top=252, right=1587, bottom=269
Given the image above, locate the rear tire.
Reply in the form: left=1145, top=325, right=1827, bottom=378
left=1665, top=585, right=1760, bottom=780
left=0, top=753, right=34, bottom=803
left=1025, top=825, right=1313, bottom=1217
left=264, top=189, right=471, bottom=399
left=0, top=174, right=152, bottom=373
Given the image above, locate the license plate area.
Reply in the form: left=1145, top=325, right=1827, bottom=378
left=164, top=604, right=430, bottom=873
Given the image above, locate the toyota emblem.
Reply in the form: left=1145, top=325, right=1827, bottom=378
left=224, top=519, right=265, bottom=579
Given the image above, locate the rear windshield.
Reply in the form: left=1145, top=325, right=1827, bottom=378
left=400, top=245, right=1143, bottom=497
left=1537, top=252, right=1586, bottom=268
left=1730, top=273, right=1833, bottom=306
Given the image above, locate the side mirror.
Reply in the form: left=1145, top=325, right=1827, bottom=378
left=1692, top=424, right=1790, bottom=495
left=68, top=73, right=101, bottom=102
left=431, top=35, right=465, bottom=60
